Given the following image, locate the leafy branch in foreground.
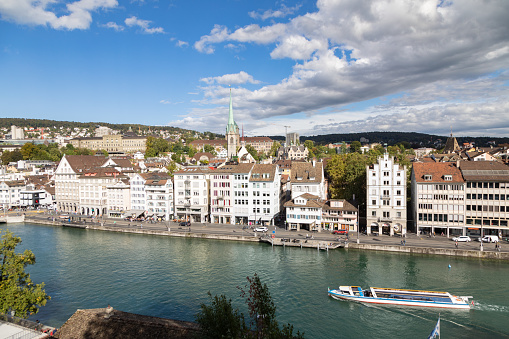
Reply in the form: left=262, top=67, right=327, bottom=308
left=196, top=274, right=303, bottom=338
left=0, top=230, right=50, bottom=318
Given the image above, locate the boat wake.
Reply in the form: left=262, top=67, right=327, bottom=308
left=471, top=302, right=509, bottom=313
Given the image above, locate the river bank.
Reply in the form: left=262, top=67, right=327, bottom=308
left=24, top=216, right=509, bottom=260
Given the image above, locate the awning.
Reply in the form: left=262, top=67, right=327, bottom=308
left=123, top=210, right=145, bottom=218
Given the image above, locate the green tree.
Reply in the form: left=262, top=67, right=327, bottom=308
left=304, top=140, right=314, bottom=150
left=203, top=144, right=217, bottom=156
left=196, top=274, right=303, bottom=339
left=269, top=141, right=282, bottom=157
left=0, top=230, right=50, bottom=318
left=20, top=143, right=38, bottom=160
left=350, top=141, right=362, bottom=154
left=1, top=150, right=23, bottom=165
left=245, top=144, right=259, bottom=161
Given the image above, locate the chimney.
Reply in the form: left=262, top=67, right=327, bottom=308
left=312, top=159, right=316, bottom=167
left=456, top=160, right=460, bottom=168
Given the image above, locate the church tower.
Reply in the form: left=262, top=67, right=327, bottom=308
left=225, top=88, right=240, bottom=159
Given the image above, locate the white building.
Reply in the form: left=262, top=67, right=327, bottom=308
left=144, top=173, right=174, bottom=221
left=210, top=164, right=254, bottom=224
left=79, top=167, right=122, bottom=216
left=129, top=173, right=147, bottom=217
left=366, top=154, right=407, bottom=235
left=290, top=161, right=326, bottom=200
left=55, top=155, right=107, bottom=213
left=284, top=193, right=323, bottom=231
left=411, top=162, right=465, bottom=236
left=11, top=125, right=24, bottom=139
left=107, top=179, right=131, bottom=218
left=20, top=184, right=54, bottom=208
left=174, top=167, right=213, bottom=223
left=0, top=180, right=25, bottom=209
left=248, top=164, right=281, bottom=225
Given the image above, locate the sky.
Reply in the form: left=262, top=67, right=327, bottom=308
left=1, top=0, right=508, bottom=138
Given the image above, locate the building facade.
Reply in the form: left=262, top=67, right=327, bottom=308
left=174, top=167, right=212, bottom=223
left=366, top=154, right=407, bottom=235
left=411, top=162, right=465, bottom=236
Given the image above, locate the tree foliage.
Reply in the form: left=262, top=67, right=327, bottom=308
left=0, top=230, right=50, bottom=318
left=269, top=141, right=281, bottom=157
left=245, top=144, right=259, bottom=161
left=1, top=150, right=23, bottom=165
left=196, top=274, right=304, bottom=339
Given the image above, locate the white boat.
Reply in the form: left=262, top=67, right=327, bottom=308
left=328, top=286, right=471, bottom=309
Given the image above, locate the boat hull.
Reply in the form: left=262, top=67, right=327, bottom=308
left=328, top=290, right=470, bottom=309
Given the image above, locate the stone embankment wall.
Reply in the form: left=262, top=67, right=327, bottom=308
left=346, top=243, right=509, bottom=260
left=25, top=217, right=508, bottom=260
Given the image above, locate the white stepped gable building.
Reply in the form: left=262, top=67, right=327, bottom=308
left=366, top=154, right=407, bottom=236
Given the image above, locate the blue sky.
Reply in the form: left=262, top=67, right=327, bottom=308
left=1, top=0, right=508, bottom=137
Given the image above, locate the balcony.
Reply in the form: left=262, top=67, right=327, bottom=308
left=378, top=217, right=392, bottom=222
left=381, top=195, right=390, bottom=200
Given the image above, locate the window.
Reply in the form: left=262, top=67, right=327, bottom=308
left=372, top=199, right=376, bottom=205
left=424, top=175, right=432, bottom=181
left=444, top=175, right=452, bottom=181
left=371, top=211, right=376, bottom=216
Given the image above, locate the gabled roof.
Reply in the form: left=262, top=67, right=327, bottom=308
left=291, top=162, right=323, bottom=183
left=250, top=164, right=277, bottom=182
left=322, top=199, right=357, bottom=212
left=65, top=155, right=107, bottom=172
left=412, top=162, right=464, bottom=183
left=284, top=193, right=323, bottom=208
left=214, top=163, right=254, bottom=174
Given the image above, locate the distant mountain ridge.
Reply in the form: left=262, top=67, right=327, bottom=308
left=267, top=131, right=509, bottom=148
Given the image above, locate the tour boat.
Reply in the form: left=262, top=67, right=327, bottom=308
left=328, top=286, right=472, bottom=309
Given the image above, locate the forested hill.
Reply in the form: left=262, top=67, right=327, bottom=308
left=267, top=131, right=509, bottom=148
left=0, top=118, right=194, bottom=135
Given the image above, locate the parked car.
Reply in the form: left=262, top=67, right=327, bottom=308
left=179, top=221, right=191, bottom=227
left=478, top=235, right=499, bottom=243
left=332, top=229, right=348, bottom=235
left=452, top=236, right=471, bottom=242
left=254, top=226, right=268, bottom=232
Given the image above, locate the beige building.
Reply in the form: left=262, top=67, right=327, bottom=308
left=70, top=135, right=146, bottom=153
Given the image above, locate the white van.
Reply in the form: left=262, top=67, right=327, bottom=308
left=480, top=235, right=499, bottom=243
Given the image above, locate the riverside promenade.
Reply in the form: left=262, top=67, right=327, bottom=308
left=21, top=210, right=509, bottom=260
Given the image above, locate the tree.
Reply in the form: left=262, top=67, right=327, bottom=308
left=269, top=141, right=281, bottom=157
left=1, top=150, right=23, bottom=165
left=350, top=141, right=362, bottom=154
left=245, top=144, right=259, bottom=161
left=20, top=143, right=38, bottom=160
left=0, top=230, right=50, bottom=318
left=196, top=274, right=303, bottom=339
left=303, top=140, right=314, bottom=150
left=203, top=144, right=217, bottom=156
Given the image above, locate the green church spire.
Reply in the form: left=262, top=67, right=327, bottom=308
left=226, top=87, right=238, bottom=134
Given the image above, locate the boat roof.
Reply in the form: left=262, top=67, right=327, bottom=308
left=372, top=287, right=450, bottom=295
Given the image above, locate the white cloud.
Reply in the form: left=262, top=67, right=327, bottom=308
left=0, top=0, right=118, bottom=30
left=176, top=40, right=188, bottom=48
left=200, top=71, right=260, bottom=85
left=194, top=24, right=229, bottom=54
left=189, top=0, right=509, bottom=138
left=125, top=16, right=164, bottom=34
left=104, top=21, right=123, bottom=31
left=248, top=4, right=302, bottom=21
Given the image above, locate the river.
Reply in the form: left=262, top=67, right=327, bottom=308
left=2, top=223, right=509, bottom=338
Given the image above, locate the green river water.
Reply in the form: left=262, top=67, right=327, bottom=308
left=2, top=223, right=509, bottom=338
